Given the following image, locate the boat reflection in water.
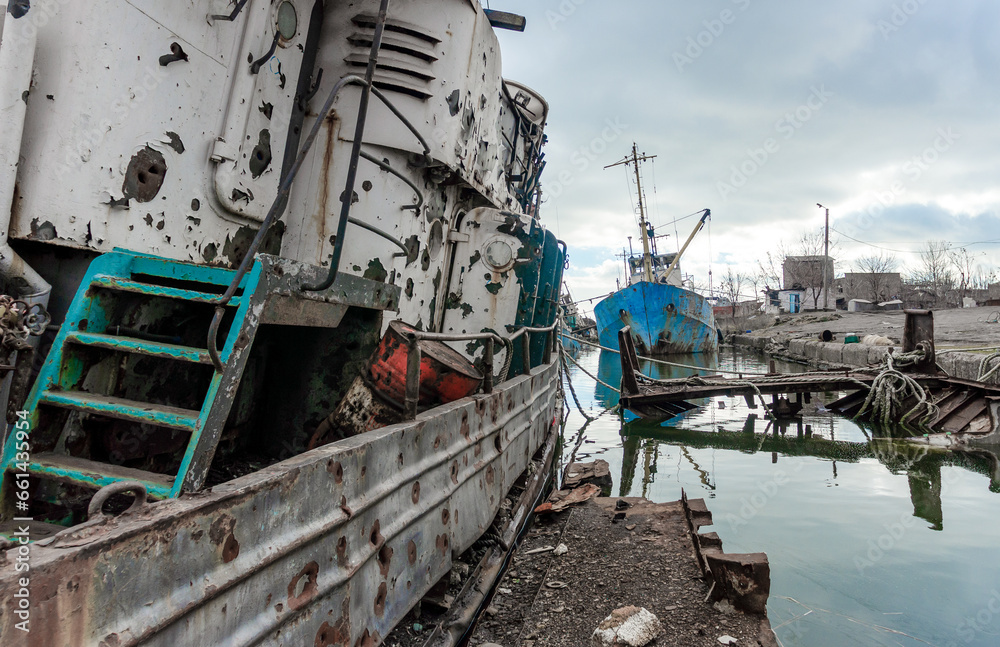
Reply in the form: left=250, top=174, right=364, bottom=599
left=593, top=349, right=1000, bottom=531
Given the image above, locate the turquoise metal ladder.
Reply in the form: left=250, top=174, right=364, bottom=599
left=0, top=250, right=264, bottom=515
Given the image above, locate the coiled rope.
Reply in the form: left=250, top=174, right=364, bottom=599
left=978, top=352, right=1000, bottom=385
left=855, top=350, right=939, bottom=430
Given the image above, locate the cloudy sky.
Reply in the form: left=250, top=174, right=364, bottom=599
left=493, top=0, right=1000, bottom=310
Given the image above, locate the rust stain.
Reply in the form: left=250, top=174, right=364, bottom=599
left=377, top=544, right=393, bottom=578
left=98, top=634, right=121, bottom=647
left=327, top=460, right=344, bottom=484
left=315, top=598, right=351, bottom=647
left=407, top=540, right=417, bottom=565
left=436, top=534, right=449, bottom=556
left=373, top=582, right=387, bottom=617
left=411, top=481, right=420, bottom=504
left=460, top=411, right=470, bottom=440
left=450, top=461, right=459, bottom=484
left=337, top=537, right=348, bottom=567
left=485, top=465, right=495, bottom=485
left=316, top=113, right=339, bottom=247
left=369, top=520, right=384, bottom=547
left=287, top=562, right=320, bottom=611
left=222, top=533, right=240, bottom=563
left=441, top=508, right=450, bottom=525
left=354, top=629, right=378, bottom=647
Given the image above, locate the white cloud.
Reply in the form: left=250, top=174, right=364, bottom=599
left=494, top=1, right=1000, bottom=301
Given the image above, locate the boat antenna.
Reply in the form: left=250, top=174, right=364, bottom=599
left=605, top=143, right=657, bottom=283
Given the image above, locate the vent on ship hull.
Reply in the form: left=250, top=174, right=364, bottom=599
left=348, top=13, right=439, bottom=99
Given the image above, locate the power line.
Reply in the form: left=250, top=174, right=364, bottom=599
left=831, top=228, right=1000, bottom=254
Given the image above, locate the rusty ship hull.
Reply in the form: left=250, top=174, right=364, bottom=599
left=595, top=281, right=718, bottom=356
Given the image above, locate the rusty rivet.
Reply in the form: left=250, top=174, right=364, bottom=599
left=450, top=461, right=459, bottom=484
left=407, top=540, right=417, bottom=565
left=412, top=481, right=420, bottom=504
left=441, top=508, right=450, bottom=525
left=360, top=465, right=367, bottom=478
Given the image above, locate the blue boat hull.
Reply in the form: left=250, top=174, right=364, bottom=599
left=594, top=281, right=719, bottom=355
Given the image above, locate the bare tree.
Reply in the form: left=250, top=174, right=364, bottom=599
left=756, top=250, right=784, bottom=291
left=853, top=252, right=899, bottom=302
left=721, top=267, right=749, bottom=324
left=948, top=247, right=984, bottom=303
left=910, top=241, right=954, bottom=306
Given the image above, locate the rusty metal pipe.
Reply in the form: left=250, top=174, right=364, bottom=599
left=358, top=149, right=424, bottom=212
left=483, top=340, right=494, bottom=393
left=346, top=216, right=409, bottom=256
left=404, top=333, right=421, bottom=419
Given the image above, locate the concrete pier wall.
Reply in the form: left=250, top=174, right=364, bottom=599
left=731, top=334, right=987, bottom=382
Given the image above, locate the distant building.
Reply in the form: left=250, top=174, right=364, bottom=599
left=842, top=272, right=902, bottom=304
left=782, top=256, right=834, bottom=289
left=782, top=255, right=834, bottom=310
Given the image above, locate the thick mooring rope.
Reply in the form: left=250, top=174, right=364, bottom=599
left=978, top=352, right=1000, bottom=385
left=560, top=354, right=596, bottom=422
left=855, top=351, right=939, bottom=430
left=563, top=349, right=621, bottom=394
left=562, top=331, right=770, bottom=376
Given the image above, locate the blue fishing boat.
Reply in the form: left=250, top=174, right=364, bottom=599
left=595, top=145, right=718, bottom=355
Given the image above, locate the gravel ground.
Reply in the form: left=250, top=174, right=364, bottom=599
left=470, top=497, right=775, bottom=647
left=742, top=308, right=1000, bottom=348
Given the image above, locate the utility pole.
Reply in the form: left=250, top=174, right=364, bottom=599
left=817, top=203, right=830, bottom=310
left=606, top=144, right=656, bottom=283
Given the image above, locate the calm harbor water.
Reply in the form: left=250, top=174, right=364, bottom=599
left=560, top=345, right=1000, bottom=647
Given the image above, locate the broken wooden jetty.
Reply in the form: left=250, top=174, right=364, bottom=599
left=615, top=312, right=1000, bottom=444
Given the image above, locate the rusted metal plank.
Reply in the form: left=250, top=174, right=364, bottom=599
left=38, top=391, right=200, bottom=431
left=0, top=360, right=560, bottom=647
left=618, top=327, right=640, bottom=397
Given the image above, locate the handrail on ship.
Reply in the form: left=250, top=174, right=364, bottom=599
left=401, top=321, right=559, bottom=420
left=206, top=0, right=437, bottom=370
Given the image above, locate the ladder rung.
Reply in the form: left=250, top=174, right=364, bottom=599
left=90, top=275, right=242, bottom=306
left=65, top=332, right=213, bottom=365
left=25, top=453, right=174, bottom=498
left=39, top=391, right=200, bottom=432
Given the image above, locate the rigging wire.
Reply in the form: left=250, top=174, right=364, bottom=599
left=707, top=217, right=713, bottom=296
left=623, top=164, right=638, bottom=229
left=650, top=157, right=662, bottom=241
left=832, top=227, right=1000, bottom=254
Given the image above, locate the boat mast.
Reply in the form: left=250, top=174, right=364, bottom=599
left=606, top=144, right=656, bottom=283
